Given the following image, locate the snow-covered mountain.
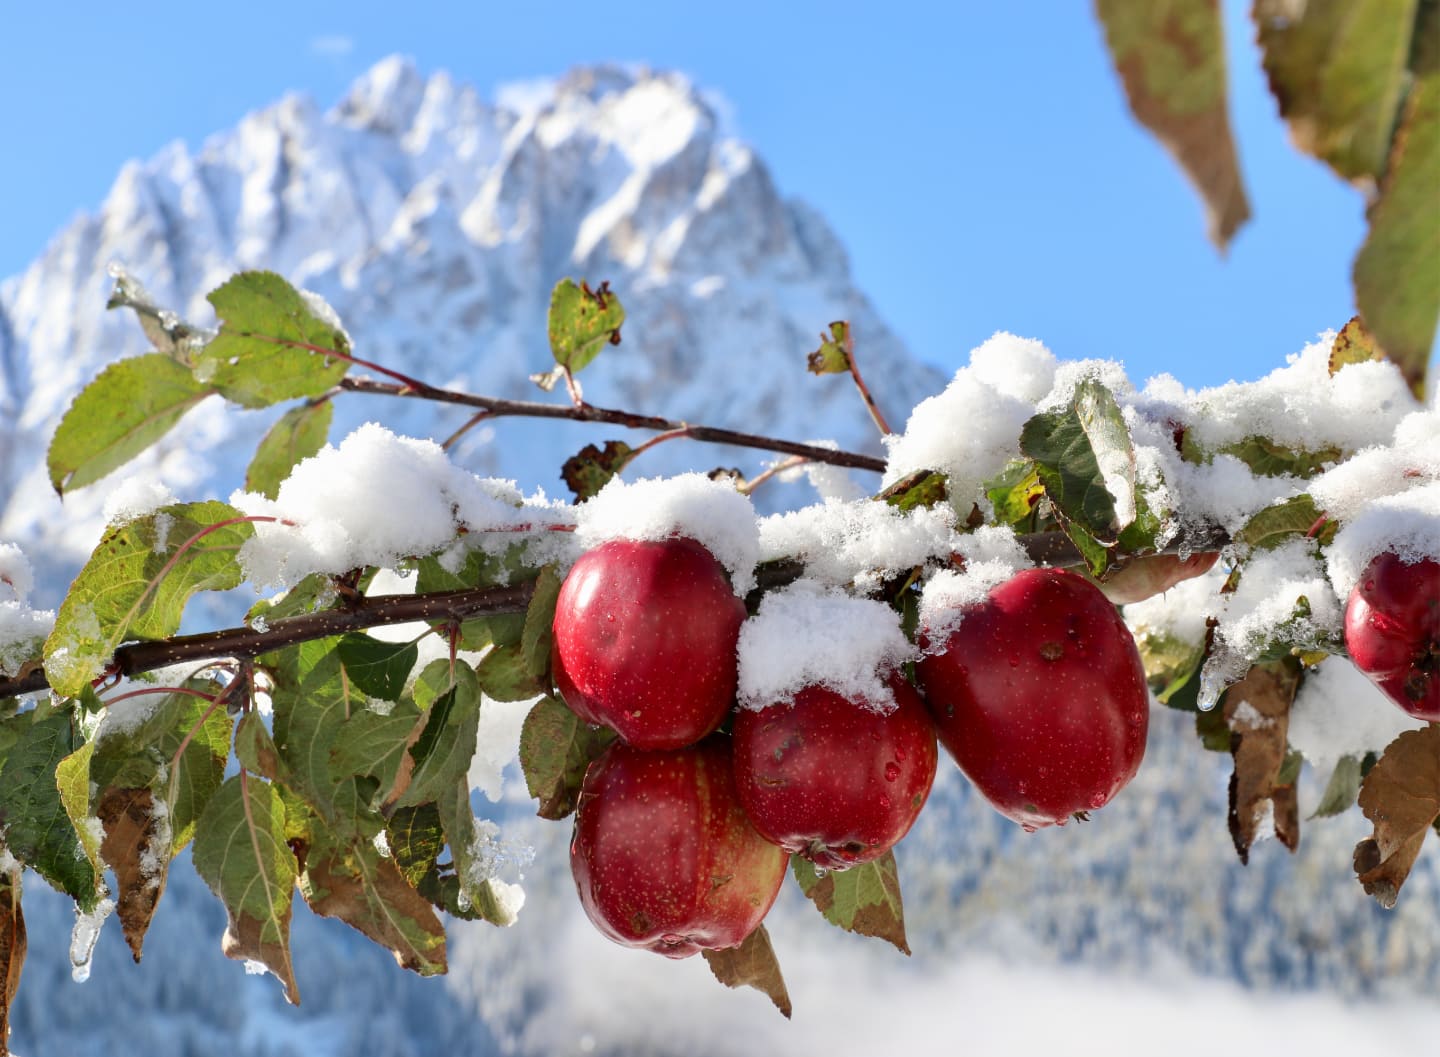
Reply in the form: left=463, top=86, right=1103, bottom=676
left=0, top=56, right=935, bottom=588
left=2, top=57, right=1436, bottom=1057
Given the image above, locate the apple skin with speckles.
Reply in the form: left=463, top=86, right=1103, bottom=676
left=732, top=676, right=937, bottom=870
left=551, top=537, right=746, bottom=749
left=916, top=567, right=1149, bottom=830
left=570, top=737, right=789, bottom=959
left=1344, top=552, right=1440, bottom=722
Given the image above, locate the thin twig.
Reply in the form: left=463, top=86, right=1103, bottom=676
left=339, top=376, right=887, bottom=473
left=844, top=329, right=892, bottom=436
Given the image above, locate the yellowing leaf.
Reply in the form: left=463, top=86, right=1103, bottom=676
left=791, top=851, right=910, bottom=955
left=1095, top=0, right=1250, bottom=248
left=547, top=278, right=624, bottom=374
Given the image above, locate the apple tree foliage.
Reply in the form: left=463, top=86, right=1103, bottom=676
left=0, top=0, right=1436, bottom=1038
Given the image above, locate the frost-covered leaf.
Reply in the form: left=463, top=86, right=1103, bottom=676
left=0, top=713, right=99, bottom=909
left=475, top=644, right=546, bottom=703
left=298, top=828, right=446, bottom=975
left=1353, top=68, right=1439, bottom=397
left=518, top=695, right=615, bottom=820
left=89, top=682, right=231, bottom=853
left=1328, top=316, right=1384, bottom=375
left=1313, top=754, right=1365, bottom=819
left=336, top=633, right=418, bottom=704
left=520, top=564, right=562, bottom=680
left=195, top=271, right=351, bottom=409
left=1353, top=725, right=1440, bottom=908
left=0, top=864, right=23, bottom=1051
left=1236, top=495, right=1332, bottom=551
left=807, top=321, right=852, bottom=375
left=97, top=786, right=171, bottom=961
left=43, top=502, right=253, bottom=697
left=791, top=852, right=909, bottom=955
left=547, top=278, right=624, bottom=374
left=47, top=353, right=213, bottom=494
left=1095, top=0, right=1250, bottom=248
left=561, top=441, right=634, bottom=501
left=1216, top=436, right=1343, bottom=479
left=1254, top=0, right=1418, bottom=186
left=436, top=780, right=519, bottom=926
left=244, top=400, right=333, bottom=499
left=702, top=924, right=792, bottom=1019
left=1020, top=378, right=1137, bottom=544
left=385, top=662, right=480, bottom=811
left=1222, top=661, right=1301, bottom=864
left=878, top=469, right=950, bottom=514
left=192, top=774, right=299, bottom=1004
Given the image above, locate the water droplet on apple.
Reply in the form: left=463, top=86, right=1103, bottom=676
left=879, top=795, right=891, bottom=810
left=1089, top=791, right=1107, bottom=809
left=884, top=762, right=901, bottom=782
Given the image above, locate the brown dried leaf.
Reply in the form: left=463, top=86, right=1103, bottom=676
left=1353, top=725, right=1440, bottom=908
left=701, top=924, right=792, bottom=1019
left=1223, top=661, right=1301, bottom=863
left=1095, top=0, right=1251, bottom=249
left=301, top=842, right=447, bottom=975
left=97, top=786, right=171, bottom=962
left=0, top=867, right=24, bottom=1056
left=220, top=912, right=298, bottom=1006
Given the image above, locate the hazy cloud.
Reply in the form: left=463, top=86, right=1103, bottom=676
left=310, top=34, right=354, bottom=57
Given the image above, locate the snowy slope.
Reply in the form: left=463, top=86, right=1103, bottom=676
left=2, top=58, right=1437, bottom=1057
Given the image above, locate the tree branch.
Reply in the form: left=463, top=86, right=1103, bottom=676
left=338, top=376, right=888, bottom=473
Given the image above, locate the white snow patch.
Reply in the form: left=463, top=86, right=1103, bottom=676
left=917, top=527, right=1034, bottom=645
left=1289, top=657, right=1428, bottom=768
left=101, top=479, right=176, bottom=526
left=575, top=473, right=757, bottom=594
left=1324, top=480, right=1440, bottom=601
left=758, top=498, right=960, bottom=591
left=736, top=581, right=912, bottom=712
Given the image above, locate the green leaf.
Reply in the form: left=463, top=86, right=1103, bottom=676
left=192, top=774, right=299, bottom=1004
left=414, top=545, right=534, bottom=650
left=436, top=781, right=520, bottom=925
left=1214, top=436, right=1343, bottom=478
left=702, top=924, right=792, bottom=1019
left=1328, top=316, right=1384, bottom=376
left=1020, top=378, right=1137, bottom=543
left=47, top=353, right=214, bottom=494
left=234, top=710, right=288, bottom=784
left=1254, top=0, right=1419, bottom=186
left=385, top=804, right=445, bottom=889
left=336, top=633, right=419, bottom=703
left=518, top=695, right=616, bottom=820
left=329, top=699, right=423, bottom=797
left=1313, top=754, right=1365, bottom=818
left=1095, top=0, right=1250, bottom=248
left=877, top=469, right=950, bottom=514
left=790, top=852, right=909, bottom=955
left=520, top=565, right=562, bottom=680
left=297, top=827, right=447, bottom=975
left=1353, top=68, right=1439, bottom=398
left=244, top=400, right=333, bottom=499
left=1236, top=495, right=1332, bottom=550
left=43, top=502, right=254, bottom=697
left=265, top=639, right=364, bottom=828
left=1134, top=629, right=1207, bottom=707
left=0, top=713, right=100, bottom=909
left=195, top=271, right=351, bottom=409
left=983, top=460, right=1043, bottom=527
left=247, top=572, right=338, bottom=627
left=475, top=644, right=546, bottom=703
left=807, top=321, right=852, bottom=375
left=561, top=440, right=635, bottom=501
left=547, top=278, right=624, bottom=374
left=387, top=663, right=481, bottom=811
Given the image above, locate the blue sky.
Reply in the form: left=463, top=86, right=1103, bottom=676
left=0, top=1, right=1393, bottom=389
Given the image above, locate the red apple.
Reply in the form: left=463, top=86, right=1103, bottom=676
left=570, top=737, right=788, bottom=958
left=1344, top=552, right=1440, bottom=722
left=732, top=676, right=938, bottom=869
left=551, top=537, right=746, bottom=749
left=916, top=567, right=1149, bottom=830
